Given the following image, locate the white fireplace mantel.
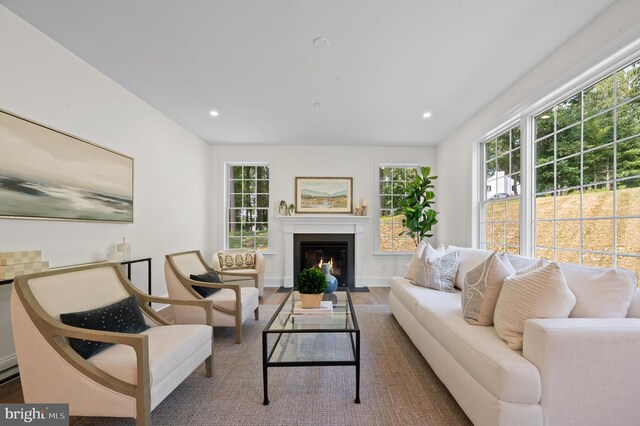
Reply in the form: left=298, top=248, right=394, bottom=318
left=278, top=215, right=369, bottom=288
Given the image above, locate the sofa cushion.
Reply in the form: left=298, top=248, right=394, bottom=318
left=390, top=276, right=459, bottom=315
left=447, top=246, right=493, bottom=290
left=413, top=295, right=541, bottom=404
left=494, top=263, right=576, bottom=350
left=463, top=252, right=513, bottom=326
left=412, top=250, right=459, bottom=292
left=558, top=263, right=637, bottom=318
left=628, top=289, right=640, bottom=318
left=207, top=286, right=259, bottom=311
left=88, top=324, right=211, bottom=386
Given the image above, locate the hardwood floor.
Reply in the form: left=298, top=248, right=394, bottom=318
left=0, top=286, right=389, bottom=407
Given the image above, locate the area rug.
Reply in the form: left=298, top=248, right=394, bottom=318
left=77, top=305, right=471, bottom=425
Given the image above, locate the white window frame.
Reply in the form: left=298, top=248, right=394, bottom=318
left=223, top=161, right=270, bottom=252
left=375, top=161, right=423, bottom=255
left=476, top=37, right=640, bottom=273
left=478, top=121, right=522, bottom=254
left=527, top=54, right=640, bottom=268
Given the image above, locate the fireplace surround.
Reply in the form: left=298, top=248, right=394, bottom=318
left=279, top=215, right=369, bottom=288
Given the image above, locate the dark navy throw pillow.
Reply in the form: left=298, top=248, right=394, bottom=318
left=60, top=295, right=150, bottom=359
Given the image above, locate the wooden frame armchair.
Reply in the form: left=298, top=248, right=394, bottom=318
left=164, top=250, right=259, bottom=343
left=211, top=249, right=265, bottom=297
left=11, top=263, right=214, bottom=426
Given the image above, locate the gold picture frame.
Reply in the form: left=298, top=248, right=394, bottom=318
left=295, top=177, right=353, bottom=214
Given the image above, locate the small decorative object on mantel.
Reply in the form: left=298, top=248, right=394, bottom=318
left=0, top=250, right=49, bottom=280
left=295, top=268, right=327, bottom=308
left=278, top=200, right=288, bottom=215
left=288, top=204, right=294, bottom=215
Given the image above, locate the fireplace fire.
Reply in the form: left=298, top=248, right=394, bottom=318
left=293, top=234, right=354, bottom=289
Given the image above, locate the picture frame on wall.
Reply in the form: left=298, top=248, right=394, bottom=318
left=295, top=177, right=353, bottom=214
left=0, top=108, right=134, bottom=223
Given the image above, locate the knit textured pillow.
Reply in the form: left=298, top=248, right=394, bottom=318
left=412, top=250, right=460, bottom=292
left=493, top=262, right=576, bottom=350
left=218, top=250, right=256, bottom=270
left=462, top=252, right=514, bottom=326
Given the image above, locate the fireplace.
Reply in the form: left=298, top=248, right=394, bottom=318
left=279, top=215, right=368, bottom=288
left=294, top=234, right=355, bottom=289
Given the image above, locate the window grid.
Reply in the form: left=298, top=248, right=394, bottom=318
left=378, top=165, right=419, bottom=253
left=227, top=164, right=269, bottom=251
left=533, top=58, right=640, bottom=276
left=480, top=125, right=521, bottom=254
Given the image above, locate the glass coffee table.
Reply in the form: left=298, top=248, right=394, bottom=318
left=262, top=289, right=360, bottom=405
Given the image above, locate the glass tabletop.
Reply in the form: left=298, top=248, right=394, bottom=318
left=264, top=289, right=358, bottom=332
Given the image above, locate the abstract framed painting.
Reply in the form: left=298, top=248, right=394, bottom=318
left=0, top=108, right=134, bottom=222
left=295, top=177, right=353, bottom=214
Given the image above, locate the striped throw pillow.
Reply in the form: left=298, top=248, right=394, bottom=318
left=493, top=262, right=576, bottom=350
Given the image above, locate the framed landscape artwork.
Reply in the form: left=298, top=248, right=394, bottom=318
left=0, top=109, right=134, bottom=222
left=295, top=177, right=353, bottom=214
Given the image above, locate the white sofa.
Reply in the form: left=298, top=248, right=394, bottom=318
left=389, top=246, right=640, bottom=426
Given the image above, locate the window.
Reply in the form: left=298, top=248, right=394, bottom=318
left=378, top=164, right=419, bottom=253
left=533, top=58, right=640, bottom=275
left=226, top=163, right=269, bottom=250
left=480, top=125, right=521, bottom=253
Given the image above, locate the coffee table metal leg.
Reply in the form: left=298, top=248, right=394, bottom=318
left=262, top=332, right=269, bottom=405
left=355, top=330, right=361, bottom=404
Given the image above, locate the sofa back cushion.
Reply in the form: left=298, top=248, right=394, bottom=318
left=559, top=263, right=637, bottom=318
left=627, top=289, right=640, bottom=318
left=447, top=246, right=492, bottom=290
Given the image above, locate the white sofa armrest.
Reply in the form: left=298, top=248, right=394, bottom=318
left=523, top=318, right=640, bottom=426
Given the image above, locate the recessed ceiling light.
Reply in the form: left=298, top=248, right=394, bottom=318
left=422, top=112, right=432, bottom=119
left=313, top=102, right=322, bottom=107
left=209, top=110, right=219, bottom=117
left=313, top=37, right=330, bottom=48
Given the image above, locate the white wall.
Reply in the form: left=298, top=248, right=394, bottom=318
left=210, top=144, right=435, bottom=286
left=0, top=7, right=211, bottom=374
left=436, top=0, right=640, bottom=248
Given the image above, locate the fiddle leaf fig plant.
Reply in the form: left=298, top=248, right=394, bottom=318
left=397, top=166, right=438, bottom=246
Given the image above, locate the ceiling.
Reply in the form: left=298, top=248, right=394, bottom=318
left=0, top=0, right=618, bottom=146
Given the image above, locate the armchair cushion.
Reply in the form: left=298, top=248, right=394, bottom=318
left=190, top=270, right=222, bottom=298
left=60, top=295, right=150, bottom=359
left=218, top=250, right=256, bottom=270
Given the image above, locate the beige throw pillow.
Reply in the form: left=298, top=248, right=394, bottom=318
left=218, top=250, right=256, bottom=270
left=405, top=239, right=428, bottom=281
left=412, top=250, right=460, bottom=292
left=405, top=241, right=444, bottom=281
left=462, top=252, right=514, bottom=326
left=493, top=262, right=576, bottom=350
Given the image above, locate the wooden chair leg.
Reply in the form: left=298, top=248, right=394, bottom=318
left=254, top=306, right=259, bottom=320
left=205, top=355, right=213, bottom=377
left=235, top=313, right=242, bottom=344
